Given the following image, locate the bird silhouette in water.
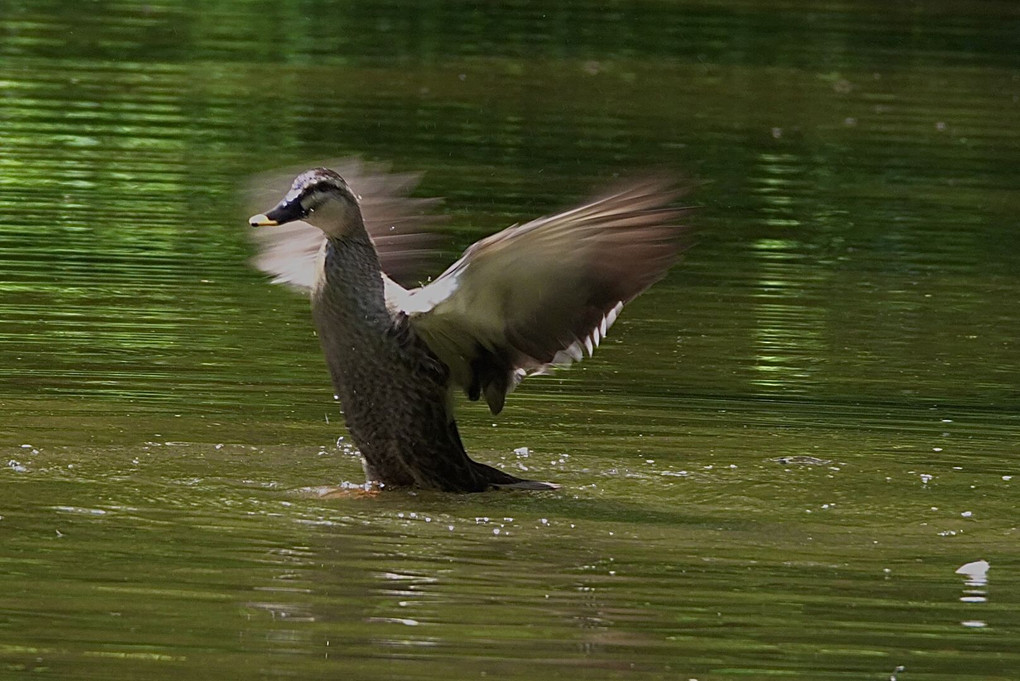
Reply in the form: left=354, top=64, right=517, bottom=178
left=248, top=160, right=690, bottom=492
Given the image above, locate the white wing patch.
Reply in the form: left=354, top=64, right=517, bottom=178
left=399, top=271, right=462, bottom=314
left=539, top=301, right=624, bottom=375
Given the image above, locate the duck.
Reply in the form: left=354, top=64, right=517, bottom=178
left=248, top=160, right=689, bottom=492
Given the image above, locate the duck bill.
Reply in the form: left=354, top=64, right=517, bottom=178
left=249, top=199, right=306, bottom=227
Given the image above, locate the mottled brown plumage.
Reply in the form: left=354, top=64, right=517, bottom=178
left=248, top=161, right=690, bottom=492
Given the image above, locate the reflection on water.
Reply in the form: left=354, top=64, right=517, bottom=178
left=2, top=0, right=1020, bottom=679
left=748, top=237, right=828, bottom=392
left=956, top=558, right=989, bottom=629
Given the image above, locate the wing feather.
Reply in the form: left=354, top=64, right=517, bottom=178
left=407, top=178, right=692, bottom=414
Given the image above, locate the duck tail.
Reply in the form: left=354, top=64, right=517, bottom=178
left=471, top=461, right=560, bottom=491
left=490, top=478, right=561, bottom=491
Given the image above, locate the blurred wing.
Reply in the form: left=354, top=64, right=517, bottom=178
left=245, top=158, right=444, bottom=290
left=406, top=178, right=692, bottom=415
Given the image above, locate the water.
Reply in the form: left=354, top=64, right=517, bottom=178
left=2, top=1, right=1019, bottom=679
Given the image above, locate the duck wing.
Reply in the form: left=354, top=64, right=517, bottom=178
left=404, top=178, right=691, bottom=415
left=246, top=158, right=443, bottom=290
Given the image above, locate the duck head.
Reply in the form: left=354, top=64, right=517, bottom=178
left=249, top=168, right=363, bottom=238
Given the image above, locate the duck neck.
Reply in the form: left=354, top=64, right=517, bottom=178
left=315, top=229, right=391, bottom=332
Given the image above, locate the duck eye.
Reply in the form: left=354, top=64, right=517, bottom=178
left=299, top=197, right=319, bottom=216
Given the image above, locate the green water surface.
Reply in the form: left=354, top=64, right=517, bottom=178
left=1, top=1, right=1018, bottom=679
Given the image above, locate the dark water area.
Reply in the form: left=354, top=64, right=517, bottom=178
left=2, top=1, right=1019, bottom=679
